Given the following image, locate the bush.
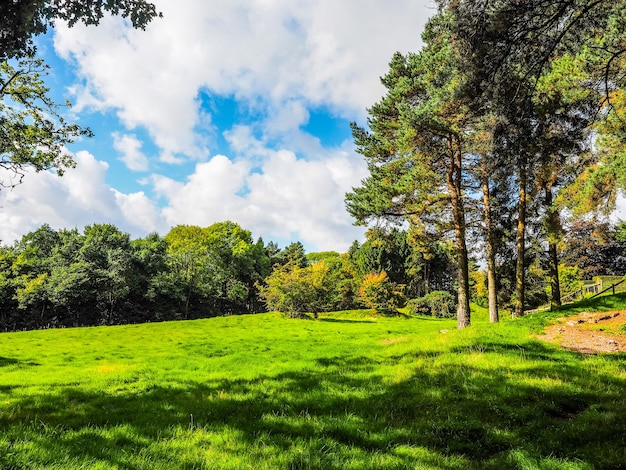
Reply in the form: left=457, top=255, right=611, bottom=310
left=558, top=264, right=583, bottom=296
left=407, top=290, right=457, bottom=318
left=357, top=271, right=404, bottom=314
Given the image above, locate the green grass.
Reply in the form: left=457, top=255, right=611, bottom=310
left=1, top=298, right=626, bottom=469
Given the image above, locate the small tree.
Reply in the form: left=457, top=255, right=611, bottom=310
left=356, top=271, right=403, bottom=315
left=259, top=261, right=337, bottom=318
left=259, top=262, right=311, bottom=318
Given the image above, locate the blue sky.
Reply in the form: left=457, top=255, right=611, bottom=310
left=0, top=0, right=435, bottom=252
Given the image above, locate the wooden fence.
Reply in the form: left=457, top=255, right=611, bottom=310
left=523, top=276, right=625, bottom=315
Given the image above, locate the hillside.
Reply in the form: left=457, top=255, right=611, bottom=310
left=1, top=298, right=626, bottom=469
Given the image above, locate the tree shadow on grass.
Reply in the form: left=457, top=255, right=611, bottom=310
left=318, top=318, right=376, bottom=324
left=1, top=342, right=625, bottom=469
left=450, top=339, right=576, bottom=363
left=0, top=356, right=39, bottom=369
left=0, top=356, right=19, bottom=367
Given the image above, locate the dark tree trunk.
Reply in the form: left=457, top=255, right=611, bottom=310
left=545, top=185, right=561, bottom=308
left=447, top=137, right=471, bottom=329
left=514, top=154, right=527, bottom=318
left=482, top=168, right=499, bottom=323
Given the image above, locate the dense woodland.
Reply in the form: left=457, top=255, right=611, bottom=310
left=1, top=0, right=626, bottom=331
left=0, top=219, right=625, bottom=331
left=0, top=222, right=453, bottom=330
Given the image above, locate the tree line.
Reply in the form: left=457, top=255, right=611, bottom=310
left=346, top=0, right=626, bottom=328
left=0, top=221, right=455, bottom=330
left=1, top=218, right=624, bottom=331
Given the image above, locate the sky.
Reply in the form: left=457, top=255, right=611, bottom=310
left=0, top=0, right=436, bottom=253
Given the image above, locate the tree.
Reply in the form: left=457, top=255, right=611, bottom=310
left=463, top=114, right=509, bottom=322
left=277, top=241, right=308, bottom=268
left=259, top=261, right=328, bottom=318
left=202, top=221, right=270, bottom=314
left=357, top=271, right=404, bottom=315
left=130, top=232, right=169, bottom=321
left=346, top=13, right=473, bottom=329
left=561, top=219, right=626, bottom=277
left=347, top=228, right=455, bottom=301
left=78, top=223, right=134, bottom=324
left=444, top=0, right=620, bottom=315
left=163, top=225, right=222, bottom=319
left=307, top=251, right=361, bottom=311
left=10, top=224, right=59, bottom=323
left=0, top=0, right=161, bottom=60
left=0, top=221, right=277, bottom=330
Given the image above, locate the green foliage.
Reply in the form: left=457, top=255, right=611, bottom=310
left=259, top=261, right=336, bottom=318
left=560, top=220, right=626, bottom=278
left=0, top=221, right=273, bottom=329
left=277, top=241, right=308, bottom=268
left=347, top=219, right=455, bottom=306
left=469, top=270, right=488, bottom=308
left=559, top=265, right=584, bottom=296
left=356, top=271, right=404, bottom=315
left=0, top=58, right=92, bottom=190
left=407, top=290, right=457, bottom=318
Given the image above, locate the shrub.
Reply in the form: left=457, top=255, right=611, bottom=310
left=407, top=290, right=457, bottom=318
left=558, top=264, right=583, bottom=296
left=357, top=271, right=404, bottom=314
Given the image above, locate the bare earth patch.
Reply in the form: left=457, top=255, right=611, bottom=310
left=380, top=337, right=408, bottom=345
left=536, top=311, right=626, bottom=354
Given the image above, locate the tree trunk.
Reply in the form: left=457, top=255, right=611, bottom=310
left=482, top=169, right=499, bottom=323
left=545, top=185, right=561, bottom=308
left=447, top=137, right=471, bottom=329
left=514, top=154, right=527, bottom=318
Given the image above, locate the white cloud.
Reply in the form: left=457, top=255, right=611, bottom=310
left=0, top=151, right=164, bottom=244
left=154, top=155, right=250, bottom=226
left=0, top=145, right=366, bottom=251
left=114, top=190, right=165, bottom=233
left=112, top=132, right=149, bottom=171
left=152, top=147, right=368, bottom=251
left=53, top=0, right=434, bottom=159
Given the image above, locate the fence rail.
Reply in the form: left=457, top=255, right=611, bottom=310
left=523, top=277, right=625, bottom=315
left=589, top=279, right=625, bottom=299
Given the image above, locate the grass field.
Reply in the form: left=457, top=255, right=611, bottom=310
left=1, top=297, right=626, bottom=469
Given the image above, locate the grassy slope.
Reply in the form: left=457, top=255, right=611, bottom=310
left=0, top=298, right=625, bottom=469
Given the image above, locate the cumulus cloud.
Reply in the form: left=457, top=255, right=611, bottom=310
left=112, top=132, right=149, bottom=171
left=0, top=146, right=366, bottom=251
left=53, top=0, right=434, bottom=159
left=150, top=147, right=368, bottom=251
left=0, top=151, right=165, bottom=244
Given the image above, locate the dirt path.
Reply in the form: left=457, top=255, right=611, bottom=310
left=535, top=310, right=626, bottom=354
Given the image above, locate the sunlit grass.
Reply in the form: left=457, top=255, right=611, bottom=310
left=1, top=299, right=625, bottom=468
